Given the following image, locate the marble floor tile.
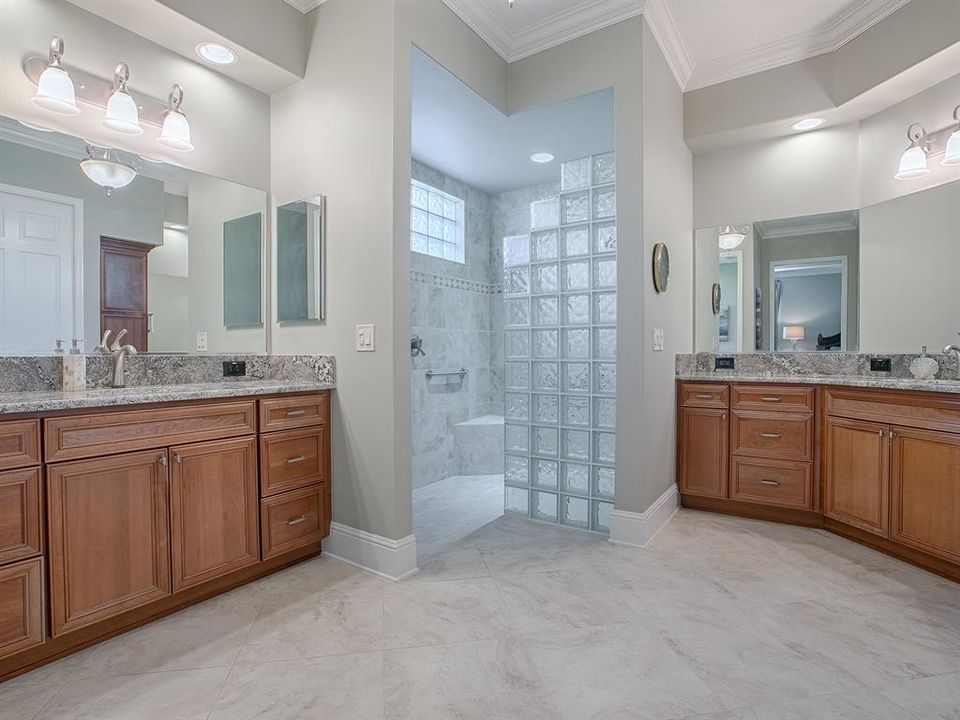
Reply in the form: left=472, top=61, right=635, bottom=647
left=384, top=577, right=514, bottom=648
left=523, top=623, right=726, bottom=720
left=411, top=539, right=490, bottom=582
left=237, top=555, right=388, bottom=600
left=384, top=637, right=561, bottom=720
left=3, top=645, right=99, bottom=687
left=880, top=672, right=960, bottom=720
left=33, top=667, right=230, bottom=720
left=0, top=682, right=62, bottom=720
left=209, top=652, right=386, bottom=720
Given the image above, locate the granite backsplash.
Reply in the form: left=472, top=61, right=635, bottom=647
left=676, top=352, right=959, bottom=380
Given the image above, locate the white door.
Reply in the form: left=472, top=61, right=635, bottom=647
left=0, top=188, right=77, bottom=353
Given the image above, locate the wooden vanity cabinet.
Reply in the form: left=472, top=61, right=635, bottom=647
left=822, top=416, right=890, bottom=536
left=678, top=406, right=728, bottom=498
left=0, top=557, right=44, bottom=658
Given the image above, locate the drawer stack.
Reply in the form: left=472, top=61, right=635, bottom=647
left=0, top=419, right=45, bottom=658
left=259, top=394, right=331, bottom=558
left=729, top=385, right=815, bottom=510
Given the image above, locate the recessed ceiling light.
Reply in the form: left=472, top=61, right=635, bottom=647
left=791, top=117, right=825, bottom=132
left=196, top=43, right=237, bottom=66
left=530, top=152, right=554, bottom=163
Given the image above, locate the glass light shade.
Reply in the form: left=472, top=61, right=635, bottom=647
left=158, top=109, right=193, bottom=152
left=895, top=145, right=930, bottom=179
left=941, top=129, right=960, bottom=166
left=783, top=326, right=806, bottom=341
left=718, top=226, right=745, bottom=250
left=32, top=66, right=79, bottom=116
left=103, top=89, right=143, bottom=135
left=80, top=157, right=137, bottom=191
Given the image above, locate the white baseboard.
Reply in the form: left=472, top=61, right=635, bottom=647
left=323, top=522, right=419, bottom=581
left=609, top=484, right=679, bottom=548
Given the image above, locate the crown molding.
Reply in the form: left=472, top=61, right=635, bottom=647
left=441, top=0, right=645, bottom=63
left=642, top=0, right=693, bottom=90
left=282, top=0, right=325, bottom=13
left=685, top=0, right=913, bottom=90
left=755, top=213, right=859, bottom=240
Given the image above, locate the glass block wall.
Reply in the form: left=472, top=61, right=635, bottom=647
left=502, top=152, right=617, bottom=533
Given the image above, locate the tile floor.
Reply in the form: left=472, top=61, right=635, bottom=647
left=3, top=503, right=959, bottom=719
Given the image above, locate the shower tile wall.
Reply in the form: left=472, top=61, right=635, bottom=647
left=411, top=161, right=503, bottom=488
left=496, top=153, right=617, bottom=533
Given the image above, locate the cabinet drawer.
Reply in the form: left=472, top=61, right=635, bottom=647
left=0, top=468, right=43, bottom=564
left=732, top=411, right=813, bottom=461
left=260, top=427, right=326, bottom=497
left=0, top=420, right=40, bottom=471
left=732, top=385, right=814, bottom=413
left=731, top=457, right=812, bottom=510
left=261, top=485, right=324, bottom=559
left=45, top=401, right=257, bottom=462
left=260, top=393, right=328, bottom=432
left=0, top=557, right=45, bottom=660
left=679, top=383, right=729, bottom=409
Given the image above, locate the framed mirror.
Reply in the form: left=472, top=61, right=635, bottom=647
left=276, top=195, right=325, bottom=323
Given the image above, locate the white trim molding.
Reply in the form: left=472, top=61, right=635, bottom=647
left=323, top=522, right=419, bottom=581
left=282, top=0, right=325, bottom=13
left=642, top=0, right=693, bottom=90
left=609, top=484, right=679, bottom=548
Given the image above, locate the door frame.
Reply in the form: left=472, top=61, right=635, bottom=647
left=719, top=249, right=743, bottom=351
left=0, top=182, right=84, bottom=342
left=768, top=255, right=847, bottom=351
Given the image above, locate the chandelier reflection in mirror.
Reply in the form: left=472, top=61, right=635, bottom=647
left=79, top=145, right=139, bottom=197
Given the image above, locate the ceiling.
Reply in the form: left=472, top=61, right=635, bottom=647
left=411, top=48, right=614, bottom=193
left=440, top=0, right=913, bottom=90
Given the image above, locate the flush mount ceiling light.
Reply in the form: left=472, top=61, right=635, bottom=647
left=32, top=36, right=79, bottom=116
left=718, top=225, right=746, bottom=250
left=791, top=117, right=824, bottom=132
left=942, top=105, right=960, bottom=167
left=158, top=84, right=194, bottom=152
left=530, top=152, right=554, bottom=163
left=103, top=62, right=143, bottom=135
left=80, top=145, right=137, bottom=196
left=895, top=123, right=931, bottom=180
left=196, top=42, right=237, bottom=66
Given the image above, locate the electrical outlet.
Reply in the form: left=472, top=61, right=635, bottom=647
left=653, top=328, right=664, bottom=351
left=715, top=356, right=735, bottom=370
left=195, top=332, right=208, bottom=352
left=223, top=360, right=246, bottom=377
left=870, top=357, right=892, bottom=372
left=356, top=324, right=375, bottom=352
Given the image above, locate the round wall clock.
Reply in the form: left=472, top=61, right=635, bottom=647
left=652, top=243, right=670, bottom=293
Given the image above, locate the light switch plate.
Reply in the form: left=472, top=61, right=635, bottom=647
left=356, top=324, right=375, bottom=352
left=653, top=328, right=664, bottom=351
left=195, top=331, right=208, bottom=352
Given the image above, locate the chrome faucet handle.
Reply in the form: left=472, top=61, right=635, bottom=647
left=96, top=329, right=112, bottom=354
left=109, top=328, right=128, bottom=352
left=411, top=335, right=426, bottom=357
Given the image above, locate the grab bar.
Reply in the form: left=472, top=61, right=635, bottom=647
left=425, top=368, right=467, bottom=380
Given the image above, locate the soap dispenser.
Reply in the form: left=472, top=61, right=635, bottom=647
left=909, top=346, right=939, bottom=380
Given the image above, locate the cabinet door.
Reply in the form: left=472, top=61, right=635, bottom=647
left=891, top=427, right=960, bottom=564
left=823, top=416, right=889, bottom=536
left=0, top=557, right=44, bottom=659
left=170, top=436, right=259, bottom=591
left=679, top=407, right=728, bottom=498
left=47, top=450, right=171, bottom=636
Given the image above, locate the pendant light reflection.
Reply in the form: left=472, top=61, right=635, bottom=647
left=942, top=105, right=960, bottom=167
left=895, top=123, right=931, bottom=180
left=32, top=36, right=80, bottom=116
left=718, top=225, right=746, bottom=250
left=158, top=84, right=194, bottom=152
left=80, top=145, right=137, bottom=197
left=103, top=63, right=143, bottom=135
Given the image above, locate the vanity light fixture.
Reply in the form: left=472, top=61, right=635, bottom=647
left=196, top=42, right=237, bottom=66
left=158, top=84, right=194, bottom=152
left=942, top=105, right=960, bottom=166
left=31, top=36, right=80, bottom=116
left=80, top=145, right=137, bottom=196
left=895, top=123, right=931, bottom=180
left=530, top=152, right=554, bottom=163
left=790, top=117, right=824, bottom=132
left=103, top=63, right=143, bottom=135
left=718, top=225, right=746, bottom=250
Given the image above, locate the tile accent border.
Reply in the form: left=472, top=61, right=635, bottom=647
left=410, top=269, right=502, bottom=295
left=608, top=483, right=679, bottom=548
left=323, top=522, right=419, bottom=582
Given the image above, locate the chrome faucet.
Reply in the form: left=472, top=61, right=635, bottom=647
left=410, top=335, right=426, bottom=357
left=945, top=332, right=960, bottom=379
left=111, top=342, right=137, bottom=388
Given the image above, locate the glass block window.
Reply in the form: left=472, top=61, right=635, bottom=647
left=503, top=152, right=617, bottom=533
left=410, top=179, right=465, bottom=263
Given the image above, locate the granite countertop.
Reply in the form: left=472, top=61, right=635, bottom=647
left=676, top=373, right=960, bottom=395
left=0, top=380, right=335, bottom=415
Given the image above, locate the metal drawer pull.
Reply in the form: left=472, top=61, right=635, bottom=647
left=284, top=409, right=307, bottom=417
left=286, top=514, right=307, bottom=526
left=284, top=455, right=308, bottom=464
left=695, top=394, right=714, bottom=399
left=760, top=396, right=782, bottom=402
left=759, top=479, right=781, bottom=486
left=760, top=432, right=782, bottom=438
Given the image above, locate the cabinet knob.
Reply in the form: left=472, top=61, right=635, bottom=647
left=158, top=455, right=167, bottom=467
left=174, top=454, right=182, bottom=464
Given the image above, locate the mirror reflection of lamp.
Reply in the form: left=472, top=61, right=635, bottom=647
left=783, top=325, right=805, bottom=351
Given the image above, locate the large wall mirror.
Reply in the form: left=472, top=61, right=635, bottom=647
left=695, top=179, right=959, bottom=354
left=276, top=195, right=325, bottom=323
left=0, top=115, right=266, bottom=354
